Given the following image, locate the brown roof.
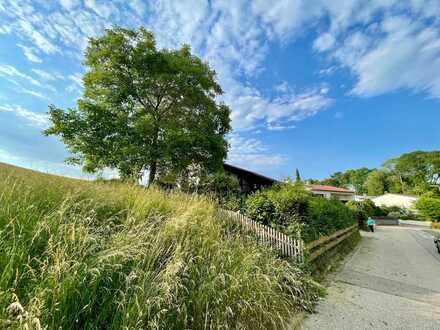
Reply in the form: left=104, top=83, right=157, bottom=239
left=307, top=184, right=355, bottom=194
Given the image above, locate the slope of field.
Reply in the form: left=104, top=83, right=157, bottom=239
left=0, top=163, right=320, bottom=329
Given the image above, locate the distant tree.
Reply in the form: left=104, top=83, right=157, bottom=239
left=44, top=27, right=231, bottom=184
left=295, top=168, right=302, bottom=182
left=385, top=174, right=403, bottom=194
left=365, top=170, right=387, bottom=196
left=320, top=167, right=372, bottom=194
left=384, top=151, right=440, bottom=195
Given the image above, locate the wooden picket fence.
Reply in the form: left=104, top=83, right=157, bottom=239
left=218, top=209, right=305, bottom=263
left=218, top=209, right=359, bottom=264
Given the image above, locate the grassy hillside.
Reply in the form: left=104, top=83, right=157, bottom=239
left=0, top=163, right=320, bottom=329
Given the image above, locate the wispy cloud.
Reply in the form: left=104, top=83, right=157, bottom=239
left=0, top=104, right=49, bottom=128
left=17, top=43, right=42, bottom=63
left=18, top=19, right=61, bottom=55
left=0, top=64, right=42, bottom=87
left=31, top=68, right=64, bottom=81
left=227, top=134, right=286, bottom=175
left=21, top=89, right=51, bottom=101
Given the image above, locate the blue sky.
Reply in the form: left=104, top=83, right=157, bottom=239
left=1, top=1, right=440, bottom=180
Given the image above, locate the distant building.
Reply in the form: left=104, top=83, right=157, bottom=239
left=223, top=163, right=278, bottom=194
left=354, top=195, right=374, bottom=202
left=371, top=193, right=418, bottom=210
left=306, top=184, right=355, bottom=202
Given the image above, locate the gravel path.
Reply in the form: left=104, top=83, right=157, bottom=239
left=301, top=226, right=440, bottom=330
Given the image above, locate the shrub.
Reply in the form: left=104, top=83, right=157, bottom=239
left=246, top=183, right=356, bottom=241
left=346, top=201, right=369, bottom=230
left=0, top=163, right=320, bottom=329
left=304, top=198, right=356, bottom=242
left=387, top=211, right=402, bottom=219
left=415, top=196, right=440, bottom=222
left=245, top=191, right=277, bottom=226
left=245, top=183, right=310, bottom=234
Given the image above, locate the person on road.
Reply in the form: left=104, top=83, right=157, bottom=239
left=367, top=217, right=376, bottom=232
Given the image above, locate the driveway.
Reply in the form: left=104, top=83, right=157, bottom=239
left=301, top=226, right=440, bottom=330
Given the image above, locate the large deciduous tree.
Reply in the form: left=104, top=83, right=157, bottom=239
left=384, top=151, right=440, bottom=194
left=45, top=27, right=231, bottom=184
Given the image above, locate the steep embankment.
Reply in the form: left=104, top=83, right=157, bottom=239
left=0, top=163, right=319, bottom=329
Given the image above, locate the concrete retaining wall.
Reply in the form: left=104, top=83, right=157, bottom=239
left=374, top=217, right=399, bottom=226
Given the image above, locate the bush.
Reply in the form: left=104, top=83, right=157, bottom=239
left=245, top=191, right=277, bottom=226
left=415, top=196, right=440, bottom=222
left=303, top=198, right=356, bottom=242
left=346, top=201, right=369, bottom=230
left=246, top=183, right=356, bottom=242
left=387, top=211, right=402, bottom=219
left=0, top=163, right=320, bottom=329
left=245, top=183, right=310, bottom=234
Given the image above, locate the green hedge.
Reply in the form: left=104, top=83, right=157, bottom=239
left=303, top=198, right=356, bottom=242
left=245, top=183, right=309, bottom=236
left=245, top=183, right=356, bottom=242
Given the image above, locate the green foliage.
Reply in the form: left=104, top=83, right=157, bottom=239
left=384, top=150, right=440, bottom=195
left=304, top=198, right=356, bottom=242
left=0, top=162, right=320, bottom=329
left=195, top=171, right=242, bottom=211
left=44, top=27, right=230, bottom=184
left=198, top=171, right=240, bottom=197
left=246, top=183, right=310, bottom=234
left=319, top=168, right=372, bottom=194
left=245, top=191, right=277, bottom=226
left=415, top=195, right=440, bottom=222
left=246, top=183, right=355, bottom=242
left=365, top=170, right=388, bottom=196
left=314, top=150, right=440, bottom=197
left=378, top=205, right=418, bottom=220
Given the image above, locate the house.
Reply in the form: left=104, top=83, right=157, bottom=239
left=306, top=184, right=355, bottom=202
left=371, top=193, right=418, bottom=210
left=223, top=163, right=277, bottom=194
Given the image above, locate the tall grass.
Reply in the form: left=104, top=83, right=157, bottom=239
left=0, top=163, right=320, bottom=329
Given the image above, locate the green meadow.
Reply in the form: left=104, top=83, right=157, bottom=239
left=0, top=163, right=319, bottom=329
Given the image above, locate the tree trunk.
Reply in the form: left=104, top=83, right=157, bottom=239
left=148, top=159, right=157, bottom=186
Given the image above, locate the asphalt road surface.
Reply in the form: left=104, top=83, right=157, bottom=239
left=301, top=226, right=440, bottom=330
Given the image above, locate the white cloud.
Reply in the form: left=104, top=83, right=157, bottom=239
left=349, top=17, right=440, bottom=97
left=0, top=64, right=42, bottom=87
left=313, top=32, right=335, bottom=52
left=84, top=0, right=116, bottom=19
left=69, top=72, right=83, bottom=87
left=31, top=68, right=64, bottom=81
left=18, top=19, right=61, bottom=55
left=311, top=1, right=440, bottom=99
left=227, top=134, right=286, bottom=173
left=226, top=83, right=332, bottom=131
left=21, top=89, right=51, bottom=101
left=59, top=0, right=80, bottom=11
left=0, top=104, right=49, bottom=128
left=17, top=44, right=42, bottom=63
left=0, top=25, right=12, bottom=34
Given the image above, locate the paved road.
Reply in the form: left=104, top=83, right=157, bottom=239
left=301, top=226, right=440, bottom=330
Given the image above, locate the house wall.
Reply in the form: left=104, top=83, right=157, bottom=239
left=310, top=191, right=354, bottom=202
